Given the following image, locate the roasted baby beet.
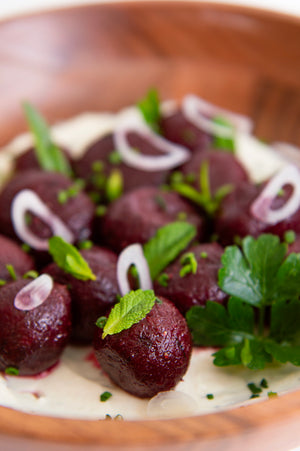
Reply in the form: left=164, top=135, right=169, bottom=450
left=101, top=186, right=204, bottom=253
left=0, top=169, right=94, bottom=243
left=0, top=234, right=35, bottom=282
left=179, top=149, right=249, bottom=195
left=43, top=246, right=119, bottom=343
left=94, top=297, right=192, bottom=398
left=0, top=279, right=71, bottom=375
left=154, top=243, right=227, bottom=314
left=73, top=133, right=170, bottom=198
left=160, top=111, right=211, bottom=151
left=14, top=147, right=72, bottom=173
left=215, top=181, right=300, bottom=245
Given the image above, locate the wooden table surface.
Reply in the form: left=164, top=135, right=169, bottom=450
left=0, top=2, right=300, bottom=450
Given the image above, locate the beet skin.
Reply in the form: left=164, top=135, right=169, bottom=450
left=94, top=297, right=192, bottom=398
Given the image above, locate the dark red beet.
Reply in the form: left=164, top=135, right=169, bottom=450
left=160, top=110, right=211, bottom=151
left=14, top=147, right=72, bottom=173
left=43, top=246, right=119, bottom=344
left=0, top=279, right=71, bottom=375
left=180, top=149, right=249, bottom=195
left=0, top=169, right=94, bottom=243
left=73, top=133, right=170, bottom=199
left=154, top=243, right=227, bottom=314
left=215, top=181, right=300, bottom=246
left=94, top=297, right=192, bottom=398
left=0, top=235, right=35, bottom=281
left=100, top=186, right=204, bottom=253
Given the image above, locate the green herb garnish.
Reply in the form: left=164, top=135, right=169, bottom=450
left=48, top=236, right=96, bottom=281
left=186, top=234, right=300, bottom=370
left=143, top=221, right=197, bottom=280
left=137, top=88, right=161, bottom=133
left=212, top=115, right=235, bottom=153
left=268, top=391, right=278, bottom=398
left=284, top=230, right=296, bottom=244
left=6, top=264, right=17, bottom=281
left=156, top=273, right=169, bottom=287
left=78, top=240, right=93, bottom=250
left=179, top=252, right=198, bottom=277
left=23, top=270, right=39, bottom=279
left=5, top=367, right=19, bottom=376
left=247, top=382, right=262, bottom=396
left=98, top=289, right=156, bottom=339
left=172, top=161, right=233, bottom=216
left=206, top=394, right=214, bottom=400
left=100, top=391, right=112, bottom=402
left=21, top=243, right=31, bottom=253
left=23, top=102, right=72, bottom=176
left=108, top=150, right=122, bottom=165
left=106, top=169, right=123, bottom=202
left=95, top=205, right=107, bottom=217
left=58, top=179, right=85, bottom=204
left=0, top=279, right=6, bottom=286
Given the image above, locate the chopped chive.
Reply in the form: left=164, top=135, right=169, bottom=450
left=247, top=382, right=262, bottom=395
left=180, top=252, right=197, bottom=277
left=100, top=391, right=112, bottom=402
left=95, top=316, right=107, bottom=329
left=95, top=205, right=107, bottom=217
left=108, top=150, right=122, bottom=165
left=23, top=270, right=39, bottom=279
left=200, top=251, right=208, bottom=259
left=260, top=378, right=269, bottom=389
left=106, top=169, right=123, bottom=202
left=206, top=394, right=214, bottom=400
left=268, top=391, right=278, bottom=398
left=5, top=367, right=19, bottom=376
left=21, top=243, right=31, bottom=253
left=78, top=240, right=93, bottom=250
left=6, top=264, right=17, bottom=281
left=284, top=230, right=296, bottom=245
left=156, top=273, right=170, bottom=287
left=92, top=160, right=104, bottom=172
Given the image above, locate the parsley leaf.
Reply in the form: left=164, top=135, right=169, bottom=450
left=143, top=221, right=197, bottom=280
left=48, top=236, right=96, bottom=281
left=99, top=289, right=156, bottom=338
left=137, top=88, right=161, bottom=133
left=23, top=102, right=72, bottom=176
left=218, top=235, right=287, bottom=307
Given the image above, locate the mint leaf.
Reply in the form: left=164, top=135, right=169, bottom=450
left=48, top=236, right=96, bottom=281
left=186, top=297, right=255, bottom=347
left=212, top=116, right=235, bottom=153
left=23, top=102, right=72, bottom=176
left=219, top=235, right=287, bottom=307
left=100, top=289, right=156, bottom=338
left=143, top=221, right=197, bottom=280
left=137, top=88, right=161, bottom=133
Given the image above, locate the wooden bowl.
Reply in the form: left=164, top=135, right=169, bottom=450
left=0, top=2, right=300, bottom=450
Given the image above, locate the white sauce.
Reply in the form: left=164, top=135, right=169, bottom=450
left=0, top=106, right=299, bottom=421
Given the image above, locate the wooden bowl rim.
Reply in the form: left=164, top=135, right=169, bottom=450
left=0, top=1, right=300, bottom=447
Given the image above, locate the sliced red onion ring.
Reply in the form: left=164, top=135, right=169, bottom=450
left=117, top=243, right=153, bottom=296
left=273, top=142, right=300, bottom=168
left=11, top=189, right=74, bottom=250
left=182, top=94, right=253, bottom=138
left=14, top=274, right=53, bottom=311
left=250, top=165, right=300, bottom=225
left=113, top=117, right=190, bottom=171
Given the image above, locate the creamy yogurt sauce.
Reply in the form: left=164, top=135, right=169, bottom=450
left=0, top=106, right=299, bottom=421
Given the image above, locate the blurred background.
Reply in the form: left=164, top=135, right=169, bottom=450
left=0, top=0, right=300, bottom=19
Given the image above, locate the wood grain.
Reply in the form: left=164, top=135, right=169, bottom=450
left=0, top=2, right=300, bottom=450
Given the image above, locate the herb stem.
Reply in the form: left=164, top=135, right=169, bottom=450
left=258, top=306, right=265, bottom=336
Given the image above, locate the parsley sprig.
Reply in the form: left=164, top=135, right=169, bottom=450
left=172, top=161, right=233, bottom=216
left=186, top=234, right=300, bottom=370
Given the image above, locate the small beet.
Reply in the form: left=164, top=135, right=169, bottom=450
left=0, top=169, right=94, bottom=244
left=154, top=243, right=228, bottom=314
left=180, top=149, right=249, bottom=195
left=43, top=246, right=119, bottom=344
left=94, top=297, right=192, bottom=398
left=0, top=234, right=35, bottom=282
left=160, top=111, right=211, bottom=151
left=0, top=279, right=71, bottom=375
left=215, top=181, right=300, bottom=245
left=73, top=132, right=170, bottom=198
left=100, top=186, right=204, bottom=253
